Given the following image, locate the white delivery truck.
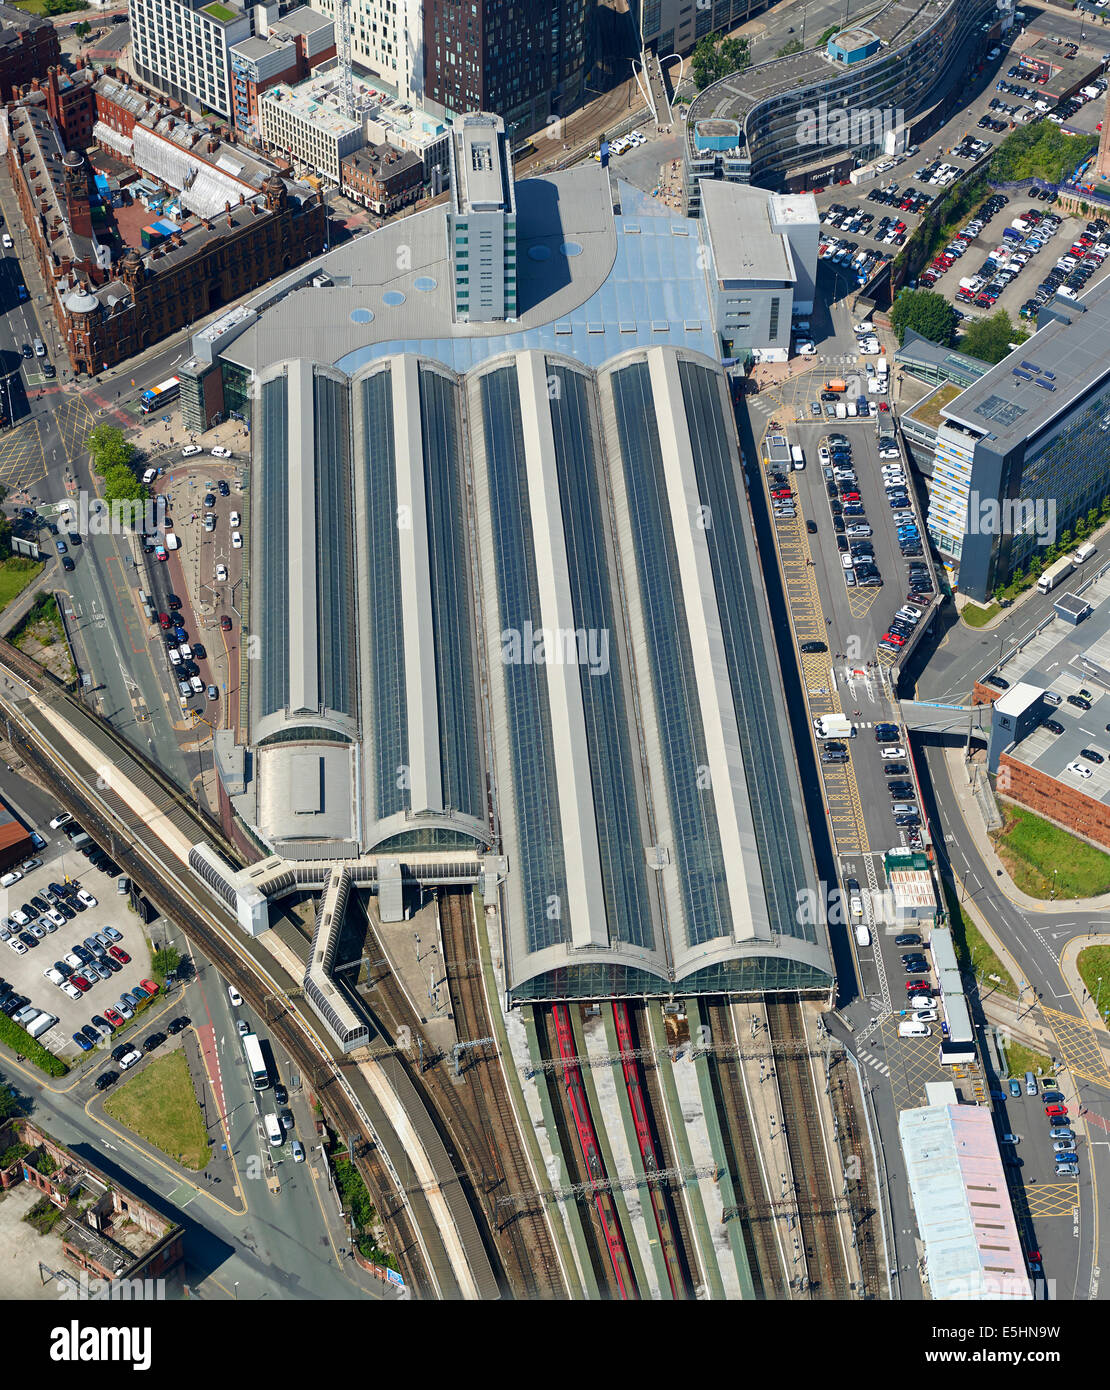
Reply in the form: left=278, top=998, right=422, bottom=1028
left=1072, top=542, right=1096, bottom=565
left=26, top=1012, right=58, bottom=1038
left=1037, top=556, right=1074, bottom=594
left=164, top=532, right=180, bottom=550
left=854, top=924, right=871, bottom=947
left=814, top=714, right=856, bottom=739
left=264, top=1113, right=283, bottom=1146
left=791, top=444, right=805, bottom=471
left=835, top=402, right=848, bottom=419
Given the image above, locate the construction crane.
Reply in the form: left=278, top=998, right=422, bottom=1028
left=336, top=0, right=355, bottom=122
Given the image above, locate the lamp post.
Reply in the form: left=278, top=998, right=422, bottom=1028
left=1097, top=975, right=1104, bottom=1016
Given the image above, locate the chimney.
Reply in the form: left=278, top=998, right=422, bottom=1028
left=238, top=192, right=244, bottom=205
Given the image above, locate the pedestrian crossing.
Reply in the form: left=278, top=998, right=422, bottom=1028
left=857, top=1046, right=890, bottom=1076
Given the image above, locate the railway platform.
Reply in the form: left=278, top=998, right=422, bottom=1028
left=362, top=893, right=459, bottom=1058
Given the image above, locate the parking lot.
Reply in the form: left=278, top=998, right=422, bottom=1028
left=0, top=817, right=156, bottom=1061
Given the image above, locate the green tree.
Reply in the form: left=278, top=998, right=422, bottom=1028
left=959, top=310, right=1028, bottom=365
left=74, top=20, right=91, bottom=37
left=0, top=1081, right=19, bottom=1122
left=818, top=25, right=840, bottom=44
left=777, top=37, right=803, bottom=57
left=102, top=464, right=145, bottom=507
left=86, top=424, right=134, bottom=474
left=890, top=288, right=959, bottom=348
left=151, top=946, right=180, bottom=980
left=691, top=34, right=749, bottom=89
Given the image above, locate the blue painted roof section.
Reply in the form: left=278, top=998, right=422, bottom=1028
left=336, top=201, right=718, bottom=375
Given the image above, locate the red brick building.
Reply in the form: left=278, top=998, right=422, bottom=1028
left=7, top=73, right=326, bottom=376
left=0, top=796, right=32, bottom=872
left=999, top=752, right=1110, bottom=852
left=43, top=62, right=97, bottom=150
left=0, top=4, right=59, bottom=105
left=229, top=6, right=335, bottom=141
left=340, top=143, right=423, bottom=216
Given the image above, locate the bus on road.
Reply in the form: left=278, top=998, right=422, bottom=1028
left=242, top=1032, right=269, bottom=1090
left=140, top=376, right=181, bottom=413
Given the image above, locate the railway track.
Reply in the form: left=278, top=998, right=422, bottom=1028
left=535, top=1004, right=635, bottom=1299
left=764, top=999, right=851, bottom=1299
left=829, top=1053, right=883, bottom=1298
left=438, top=890, right=566, bottom=1299
left=616, top=1002, right=696, bottom=1299
left=4, top=717, right=437, bottom=1297
left=701, top=1000, right=785, bottom=1298
left=354, top=899, right=526, bottom=1296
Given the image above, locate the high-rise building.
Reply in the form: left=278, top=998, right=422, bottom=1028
left=128, top=0, right=252, bottom=119
left=309, top=0, right=425, bottom=106
left=447, top=112, right=515, bottom=322
left=423, top=0, right=589, bottom=135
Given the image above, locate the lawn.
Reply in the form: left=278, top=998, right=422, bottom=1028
left=941, top=876, right=1017, bottom=998
left=1002, top=1038, right=1053, bottom=1080
left=103, top=1050, right=210, bottom=1170
left=0, top=556, right=43, bottom=611
left=1077, top=945, right=1110, bottom=1024
left=908, top=381, right=963, bottom=431
left=992, top=806, right=1110, bottom=899
left=961, top=600, right=1000, bottom=628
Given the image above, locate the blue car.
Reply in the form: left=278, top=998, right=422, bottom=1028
left=72, top=1032, right=92, bottom=1052
left=55, top=539, right=67, bottom=554
left=124, top=988, right=147, bottom=1008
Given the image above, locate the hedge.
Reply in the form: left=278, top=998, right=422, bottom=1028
left=0, top=1012, right=68, bottom=1077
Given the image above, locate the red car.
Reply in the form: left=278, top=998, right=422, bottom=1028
left=882, top=633, right=906, bottom=646
left=220, top=615, right=232, bottom=632
left=108, top=945, right=131, bottom=965
left=139, top=979, right=158, bottom=997
left=771, top=489, right=793, bottom=499
left=841, top=492, right=861, bottom=502
left=71, top=974, right=91, bottom=992
left=906, top=980, right=931, bottom=993
left=104, top=1007, right=124, bottom=1027
left=157, top=612, right=172, bottom=630
left=878, top=401, right=890, bottom=412
left=1046, top=1103, right=1068, bottom=1118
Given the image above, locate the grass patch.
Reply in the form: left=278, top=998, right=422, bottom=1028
left=103, top=1050, right=210, bottom=1170
left=941, top=876, right=1017, bottom=998
left=1076, top=945, right=1110, bottom=1023
left=961, top=600, right=1000, bottom=628
left=906, top=381, right=963, bottom=431
left=1001, top=1037, right=1053, bottom=1079
left=0, top=1012, right=67, bottom=1077
left=0, top=556, right=43, bottom=611
left=992, top=805, right=1110, bottom=899
left=200, top=1, right=235, bottom=18
left=333, top=1155, right=397, bottom=1270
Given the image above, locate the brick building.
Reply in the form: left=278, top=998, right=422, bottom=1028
left=0, top=797, right=32, bottom=872
left=7, top=72, right=326, bottom=376
left=0, top=4, right=59, bottom=104
left=43, top=63, right=98, bottom=150
left=340, top=142, right=423, bottom=216
left=1, top=1119, right=184, bottom=1288
left=999, top=753, right=1110, bottom=852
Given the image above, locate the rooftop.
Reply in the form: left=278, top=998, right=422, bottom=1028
left=943, top=275, right=1110, bottom=451
left=700, top=181, right=795, bottom=283
left=260, top=81, right=361, bottom=138
left=899, top=1101, right=1031, bottom=1301
left=200, top=2, right=240, bottom=23
left=341, top=142, right=422, bottom=180
left=452, top=112, right=510, bottom=214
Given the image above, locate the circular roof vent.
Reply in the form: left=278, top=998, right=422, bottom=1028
left=350, top=307, right=374, bottom=324
left=560, top=241, right=583, bottom=257
left=528, top=245, right=552, bottom=261
left=413, top=276, right=437, bottom=292
left=382, top=290, right=406, bottom=306
left=65, top=289, right=98, bottom=314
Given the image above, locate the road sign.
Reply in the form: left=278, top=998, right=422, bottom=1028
left=386, top=1269, right=404, bottom=1286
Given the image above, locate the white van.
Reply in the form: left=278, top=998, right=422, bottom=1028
left=264, top=1112, right=283, bottom=1146
left=854, top=924, right=871, bottom=947
left=791, top=444, right=805, bottom=470
left=898, top=1020, right=930, bottom=1038
left=1073, top=542, right=1096, bottom=564
left=27, top=1011, right=58, bottom=1039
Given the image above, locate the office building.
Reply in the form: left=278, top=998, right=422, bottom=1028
left=927, top=275, right=1110, bottom=600
left=422, top=0, right=589, bottom=133
left=684, top=0, right=996, bottom=207
left=698, top=180, right=819, bottom=358
left=127, top=0, right=252, bottom=120
left=447, top=112, right=515, bottom=322
left=309, top=0, right=424, bottom=106
left=229, top=6, right=335, bottom=140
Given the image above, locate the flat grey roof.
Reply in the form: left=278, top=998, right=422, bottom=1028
left=272, top=7, right=332, bottom=36
left=454, top=115, right=508, bottom=212
left=943, top=275, right=1110, bottom=451
left=230, top=35, right=281, bottom=60
left=700, top=181, right=792, bottom=283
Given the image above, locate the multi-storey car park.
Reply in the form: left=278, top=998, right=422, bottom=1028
left=683, top=0, right=999, bottom=208
left=178, top=115, right=834, bottom=1010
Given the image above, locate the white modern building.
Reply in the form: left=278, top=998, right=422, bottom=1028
left=128, top=0, right=253, bottom=120
left=447, top=112, right=516, bottom=323
left=308, top=0, right=424, bottom=106
left=259, top=79, right=364, bottom=183
left=698, top=180, right=819, bottom=359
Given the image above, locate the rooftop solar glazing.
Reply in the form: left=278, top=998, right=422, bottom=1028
left=258, top=375, right=290, bottom=719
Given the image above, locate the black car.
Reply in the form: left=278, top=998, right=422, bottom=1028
left=111, top=1044, right=131, bottom=1063
left=904, top=961, right=928, bottom=974
left=95, top=1072, right=117, bottom=1091
left=273, top=1082, right=288, bottom=1106
left=875, top=723, right=900, bottom=742
left=192, top=643, right=206, bottom=660
left=888, top=784, right=916, bottom=798
left=884, top=763, right=910, bottom=776
left=80, top=1025, right=100, bottom=1047
left=1080, top=748, right=1105, bottom=765
left=821, top=750, right=848, bottom=764
left=1067, top=694, right=1091, bottom=710
left=821, top=391, right=839, bottom=402
left=1044, top=719, right=1064, bottom=735
left=217, top=480, right=230, bottom=497
left=17, top=931, right=36, bottom=948
left=822, top=741, right=847, bottom=753
left=203, top=493, right=216, bottom=508
left=984, top=673, right=1009, bottom=690
left=800, top=641, right=828, bottom=653
left=895, top=812, right=920, bottom=826
left=142, top=1032, right=165, bottom=1054
left=806, top=519, right=818, bottom=535
left=61, top=555, right=75, bottom=572
left=20, top=344, right=31, bottom=359
left=167, top=1015, right=191, bottom=1035
left=57, top=903, right=75, bottom=920
left=895, top=933, right=922, bottom=947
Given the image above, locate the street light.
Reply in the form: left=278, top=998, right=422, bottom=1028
left=1097, top=976, right=1104, bottom=1015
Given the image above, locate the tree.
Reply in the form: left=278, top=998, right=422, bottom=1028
left=959, top=310, right=1028, bottom=365
left=0, top=1081, right=18, bottom=1122
left=102, top=463, right=145, bottom=506
left=152, top=946, right=180, bottom=980
left=86, top=424, right=134, bottom=475
left=889, top=288, right=958, bottom=348
left=691, top=34, right=750, bottom=89
left=777, top=38, right=803, bottom=57
left=74, top=20, right=90, bottom=37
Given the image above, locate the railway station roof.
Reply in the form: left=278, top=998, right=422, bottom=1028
left=226, top=156, right=833, bottom=998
